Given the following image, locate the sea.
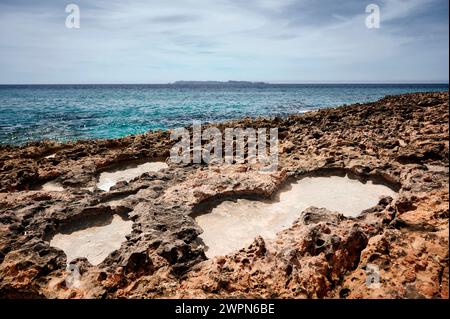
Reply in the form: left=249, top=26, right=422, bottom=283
left=0, top=83, right=447, bottom=145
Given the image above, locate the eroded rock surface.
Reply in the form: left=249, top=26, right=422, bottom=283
left=0, top=92, right=448, bottom=299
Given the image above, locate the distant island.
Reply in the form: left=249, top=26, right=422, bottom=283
left=170, top=80, right=269, bottom=85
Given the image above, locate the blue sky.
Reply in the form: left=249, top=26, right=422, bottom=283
left=0, top=0, right=448, bottom=84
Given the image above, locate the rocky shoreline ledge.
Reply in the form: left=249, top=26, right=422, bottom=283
left=0, top=92, right=448, bottom=299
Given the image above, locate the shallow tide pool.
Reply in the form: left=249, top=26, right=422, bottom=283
left=194, top=175, right=397, bottom=258
left=97, top=161, right=168, bottom=191
left=50, top=214, right=133, bottom=265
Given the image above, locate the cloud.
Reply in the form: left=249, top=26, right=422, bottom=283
left=0, top=0, right=448, bottom=83
left=148, top=14, right=201, bottom=24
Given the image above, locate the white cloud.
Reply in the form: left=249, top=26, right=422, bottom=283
left=0, top=0, right=448, bottom=83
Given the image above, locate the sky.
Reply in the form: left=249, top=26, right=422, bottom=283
left=0, top=0, right=448, bottom=84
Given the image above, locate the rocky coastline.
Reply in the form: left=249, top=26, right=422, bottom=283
left=0, top=92, right=448, bottom=299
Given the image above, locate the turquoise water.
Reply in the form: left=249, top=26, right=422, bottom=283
left=0, top=84, right=447, bottom=145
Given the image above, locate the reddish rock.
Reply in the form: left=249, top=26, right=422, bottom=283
left=0, top=92, right=448, bottom=299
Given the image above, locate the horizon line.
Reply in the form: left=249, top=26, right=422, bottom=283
left=0, top=81, right=448, bottom=86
